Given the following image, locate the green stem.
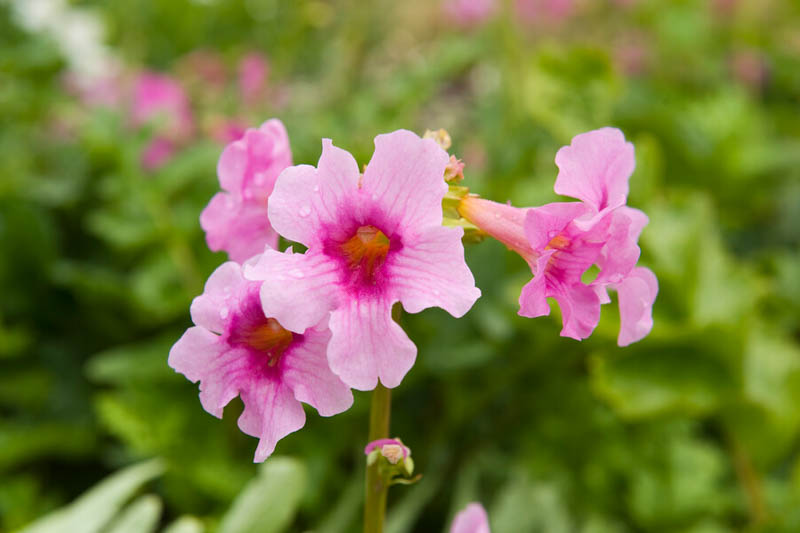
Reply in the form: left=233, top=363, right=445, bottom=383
left=363, top=383, right=391, bottom=533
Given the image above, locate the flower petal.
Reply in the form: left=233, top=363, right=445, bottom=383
left=554, top=127, right=634, bottom=212
left=518, top=251, right=555, bottom=318
left=200, top=193, right=278, bottom=263
left=361, top=130, right=450, bottom=235
left=390, top=225, right=480, bottom=318
left=524, top=202, right=587, bottom=250
left=328, top=298, right=416, bottom=390
left=245, top=249, right=340, bottom=333
left=217, top=118, right=292, bottom=196
left=616, top=266, right=658, bottom=346
left=281, top=323, right=353, bottom=416
left=450, top=503, right=491, bottom=533
left=190, top=262, right=248, bottom=334
left=267, top=139, right=361, bottom=247
left=551, top=279, right=602, bottom=340
left=168, top=327, right=247, bottom=418
left=238, top=378, right=306, bottom=462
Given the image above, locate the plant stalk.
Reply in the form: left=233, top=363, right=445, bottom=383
left=363, top=382, right=391, bottom=533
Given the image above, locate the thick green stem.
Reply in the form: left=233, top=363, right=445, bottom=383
left=363, top=383, right=391, bottom=533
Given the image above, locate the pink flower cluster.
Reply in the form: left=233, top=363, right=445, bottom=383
left=458, top=128, right=657, bottom=345
left=172, top=121, right=480, bottom=460
left=171, top=121, right=656, bottom=460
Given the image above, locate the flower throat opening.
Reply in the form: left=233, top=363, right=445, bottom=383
left=340, top=225, right=390, bottom=281
left=243, top=318, right=293, bottom=367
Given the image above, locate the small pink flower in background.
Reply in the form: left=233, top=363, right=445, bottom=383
left=238, top=52, right=269, bottom=106
left=730, top=49, right=768, bottom=90
left=450, top=503, right=490, bottom=533
left=514, top=0, right=574, bottom=25
left=459, top=128, right=656, bottom=345
left=246, top=130, right=481, bottom=390
left=169, top=261, right=353, bottom=462
left=130, top=71, right=194, bottom=140
left=140, top=136, right=175, bottom=172
left=442, top=0, right=496, bottom=28
left=200, top=119, right=292, bottom=263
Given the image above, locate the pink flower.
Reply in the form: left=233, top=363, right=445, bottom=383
left=130, top=71, right=194, bottom=140
left=514, top=0, right=574, bottom=25
left=200, top=119, right=293, bottom=263
left=168, top=261, right=353, bottom=462
left=238, top=52, right=269, bottom=106
left=245, top=130, right=481, bottom=390
left=459, top=128, right=656, bottom=345
left=140, top=136, right=176, bottom=171
left=450, top=503, right=490, bottom=533
left=443, top=0, right=496, bottom=28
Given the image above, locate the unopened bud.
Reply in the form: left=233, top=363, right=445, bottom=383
left=424, top=128, right=452, bottom=151
left=444, top=155, right=465, bottom=183
left=381, top=444, right=405, bottom=464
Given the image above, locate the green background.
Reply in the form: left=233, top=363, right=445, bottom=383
left=2, top=0, right=800, bottom=531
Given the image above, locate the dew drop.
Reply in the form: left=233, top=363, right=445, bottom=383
left=289, top=268, right=305, bottom=279
left=313, top=185, right=320, bottom=192
left=253, top=171, right=267, bottom=186
left=243, top=190, right=253, bottom=199
left=220, top=306, right=229, bottom=319
left=298, top=205, right=311, bottom=217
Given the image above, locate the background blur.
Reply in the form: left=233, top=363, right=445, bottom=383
left=2, top=0, right=800, bottom=532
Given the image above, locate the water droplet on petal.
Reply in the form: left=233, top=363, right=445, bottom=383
left=289, top=268, right=304, bottom=279
left=220, top=306, right=229, bottom=319
left=313, top=185, right=320, bottom=192
left=243, top=190, right=253, bottom=199
left=253, top=172, right=267, bottom=186
left=299, top=205, right=311, bottom=217
left=370, top=193, right=378, bottom=201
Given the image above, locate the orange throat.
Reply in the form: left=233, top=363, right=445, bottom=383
left=245, top=318, right=293, bottom=367
left=340, top=225, right=390, bottom=279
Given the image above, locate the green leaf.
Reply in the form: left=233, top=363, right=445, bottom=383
left=217, top=457, right=307, bottom=533
left=105, top=495, right=163, bottom=533
left=18, top=459, right=164, bottom=533
left=162, top=517, right=205, bottom=533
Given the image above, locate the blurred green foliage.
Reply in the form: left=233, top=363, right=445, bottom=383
left=2, top=0, right=800, bottom=532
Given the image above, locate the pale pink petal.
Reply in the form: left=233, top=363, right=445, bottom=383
left=245, top=249, right=340, bottom=333
left=361, top=130, right=450, bottom=235
left=592, top=207, right=648, bottom=286
left=328, top=298, right=416, bottom=390
left=189, top=261, right=248, bottom=333
left=554, top=127, right=634, bottom=212
left=390, top=225, right=480, bottom=317
left=217, top=119, right=292, bottom=197
left=281, top=324, right=353, bottom=416
left=200, top=193, right=278, bottom=263
left=518, top=251, right=554, bottom=317
left=267, top=139, right=361, bottom=247
left=450, top=503, right=491, bottom=533
left=552, top=281, right=602, bottom=340
left=616, top=266, right=658, bottom=346
left=168, top=328, right=248, bottom=418
left=237, top=378, right=306, bottom=462
left=524, top=202, right=587, bottom=250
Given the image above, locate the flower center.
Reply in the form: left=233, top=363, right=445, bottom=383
left=242, top=318, right=293, bottom=367
left=546, top=234, right=571, bottom=250
left=340, top=225, right=390, bottom=280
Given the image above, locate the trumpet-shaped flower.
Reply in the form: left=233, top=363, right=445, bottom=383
left=246, top=130, right=481, bottom=390
left=200, top=119, right=293, bottom=263
left=450, top=503, right=491, bottom=533
left=168, top=261, right=353, bottom=462
left=458, top=127, right=656, bottom=345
